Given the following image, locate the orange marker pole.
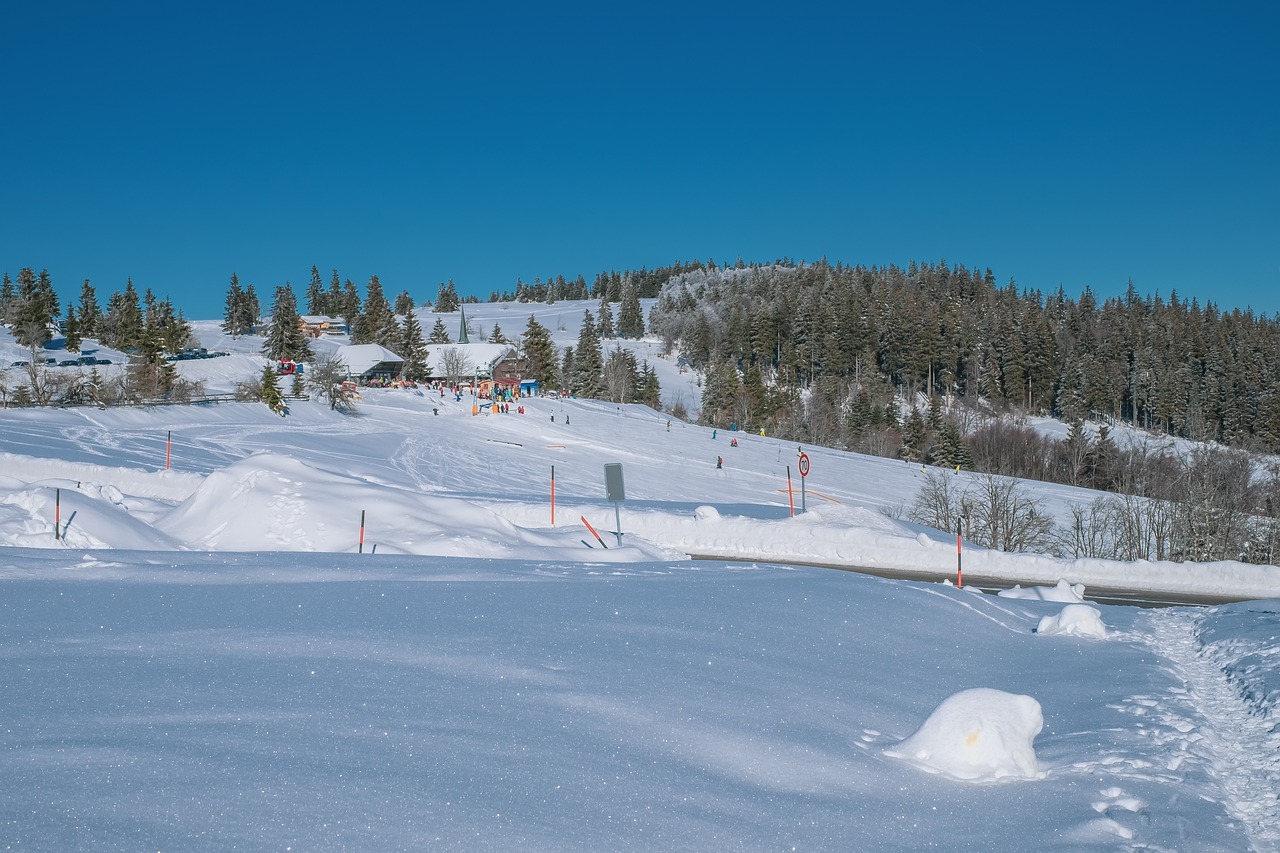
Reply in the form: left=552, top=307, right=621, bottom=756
left=956, top=520, right=963, bottom=588
left=55, top=488, right=61, bottom=540
left=580, top=515, right=608, bottom=549
left=551, top=465, right=556, bottom=527
left=165, top=430, right=172, bottom=470
left=359, top=510, right=366, bottom=554
left=787, top=467, right=795, bottom=518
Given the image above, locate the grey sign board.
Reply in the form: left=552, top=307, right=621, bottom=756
left=604, top=463, right=625, bottom=503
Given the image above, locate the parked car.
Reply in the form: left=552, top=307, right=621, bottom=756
left=58, top=359, right=80, bottom=367
left=78, top=355, right=98, bottom=365
left=9, top=360, right=29, bottom=368
left=95, top=359, right=112, bottom=365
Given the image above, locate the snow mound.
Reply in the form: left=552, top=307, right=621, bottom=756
left=1037, top=603, right=1107, bottom=638
left=998, top=578, right=1085, bottom=602
left=157, top=452, right=663, bottom=560
left=884, top=688, right=1044, bottom=782
left=693, top=505, right=720, bottom=521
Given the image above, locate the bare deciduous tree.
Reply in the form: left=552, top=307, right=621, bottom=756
left=908, top=471, right=1055, bottom=554
left=305, top=352, right=359, bottom=414
left=438, top=347, right=474, bottom=387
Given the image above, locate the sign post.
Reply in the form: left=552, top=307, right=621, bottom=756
left=604, top=463, right=625, bottom=546
left=797, top=451, right=810, bottom=514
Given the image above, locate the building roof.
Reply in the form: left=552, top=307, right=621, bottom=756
left=336, top=343, right=404, bottom=377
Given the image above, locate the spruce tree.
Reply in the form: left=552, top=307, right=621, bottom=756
left=326, top=270, right=344, bottom=317
left=102, top=280, right=143, bottom=350
left=261, top=284, right=313, bottom=362
left=699, top=356, right=740, bottom=427
left=400, top=310, right=430, bottom=380
left=152, top=301, right=193, bottom=354
left=637, top=360, right=661, bottom=408
left=77, top=279, right=101, bottom=340
left=223, top=275, right=261, bottom=337
left=603, top=346, right=639, bottom=403
left=435, top=280, right=461, bottom=313
left=394, top=290, right=416, bottom=315
left=64, top=304, right=82, bottom=353
left=137, top=305, right=168, bottom=366
left=0, top=272, right=13, bottom=323
left=340, top=280, right=361, bottom=327
left=597, top=297, right=615, bottom=339
left=899, top=408, right=928, bottom=462
left=242, top=283, right=261, bottom=332
left=428, top=317, right=452, bottom=344
left=570, top=311, right=604, bottom=398
left=12, top=268, right=60, bottom=347
left=305, top=265, right=325, bottom=315
left=520, top=315, right=557, bottom=390
left=222, top=274, right=249, bottom=335
left=259, top=363, right=288, bottom=416
left=617, top=283, right=645, bottom=338
left=353, top=275, right=398, bottom=347
left=561, top=346, right=574, bottom=387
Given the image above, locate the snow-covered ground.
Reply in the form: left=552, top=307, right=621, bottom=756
left=1, top=304, right=1277, bottom=850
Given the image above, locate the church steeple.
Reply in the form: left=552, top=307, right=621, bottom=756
left=458, top=304, right=470, bottom=344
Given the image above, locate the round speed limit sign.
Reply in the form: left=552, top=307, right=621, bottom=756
left=798, top=452, right=810, bottom=477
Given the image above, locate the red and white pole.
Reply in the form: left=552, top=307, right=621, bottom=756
left=956, top=520, right=963, bottom=588
left=359, top=510, right=366, bottom=554
left=787, top=467, right=795, bottom=518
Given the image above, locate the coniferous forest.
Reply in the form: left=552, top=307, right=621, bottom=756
left=631, top=259, right=1280, bottom=451
left=633, top=259, right=1280, bottom=567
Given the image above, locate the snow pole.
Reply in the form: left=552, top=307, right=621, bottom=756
left=55, top=488, right=61, bottom=541
left=551, top=465, right=556, bottom=527
left=359, top=510, right=366, bottom=554
left=956, top=519, right=963, bottom=588
left=580, top=515, right=608, bottom=549
left=165, top=430, right=171, bottom=470
left=787, top=467, right=795, bottom=518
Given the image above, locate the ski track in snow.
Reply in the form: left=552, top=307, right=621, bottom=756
left=1139, top=608, right=1280, bottom=848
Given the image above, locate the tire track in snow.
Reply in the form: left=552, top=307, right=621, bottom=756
left=1141, top=608, right=1280, bottom=848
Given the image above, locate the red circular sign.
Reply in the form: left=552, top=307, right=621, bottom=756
left=798, top=453, right=810, bottom=477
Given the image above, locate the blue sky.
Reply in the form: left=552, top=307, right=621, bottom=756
left=3, top=1, right=1277, bottom=320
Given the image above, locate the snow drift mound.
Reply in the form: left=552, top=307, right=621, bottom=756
left=884, top=688, right=1044, bottom=782
left=999, top=579, right=1085, bottom=602
left=1036, top=604, right=1107, bottom=638
left=158, top=452, right=659, bottom=559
